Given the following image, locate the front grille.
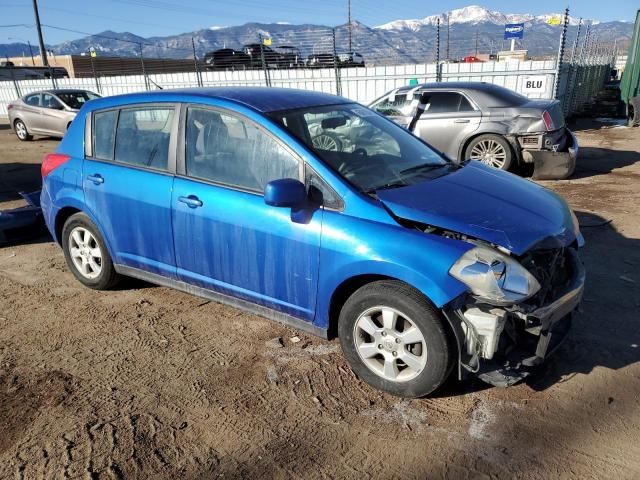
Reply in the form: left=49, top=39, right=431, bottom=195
left=520, top=247, right=576, bottom=308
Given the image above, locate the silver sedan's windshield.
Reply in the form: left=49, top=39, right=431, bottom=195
left=269, top=103, right=449, bottom=193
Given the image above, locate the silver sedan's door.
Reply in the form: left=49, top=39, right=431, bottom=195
left=414, top=91, right=481, bottom=160
left=40, top=93, right=71, bottom=135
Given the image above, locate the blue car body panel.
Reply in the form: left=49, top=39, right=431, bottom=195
left=376, top=161, right=578, bottom=255
left=41, top=87, right=577, bottom=336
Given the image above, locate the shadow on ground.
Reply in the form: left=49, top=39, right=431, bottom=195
left=0, top=163, right=42, bottom=202
left=572, top=146, right=640, bottom=179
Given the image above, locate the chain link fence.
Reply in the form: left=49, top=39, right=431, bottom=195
left=1, top=12, right=618, bottom=118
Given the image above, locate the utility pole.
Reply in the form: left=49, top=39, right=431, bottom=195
left=446, top=12, right=450, bottom=61
left=348, top=0, right=352, bottom=53
left=31, top=0, right=48, bottom=66
left=475, top=29, right=478, bottom=56
left=436, top=17, right=440, bottom=81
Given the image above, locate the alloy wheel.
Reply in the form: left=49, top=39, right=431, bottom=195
left=15, top=121, right=27, bottom=140
left=353, top=306, right=428, bottom=382
left=470, top=139, right=507, bottom=169
left=312, top=134, right=340, bottom=151
left=68, top=227, right=103, bottom=279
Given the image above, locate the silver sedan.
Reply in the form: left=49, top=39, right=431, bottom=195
left=369, top=82, right=578, bottom=180
left=8, top=89, right=100, bottom=141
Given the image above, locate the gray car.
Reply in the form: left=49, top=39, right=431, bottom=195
left=8, top=89, right=100, bottom=141
left=369, top=82, right=578, bottom=179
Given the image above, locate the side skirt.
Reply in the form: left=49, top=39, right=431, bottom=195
left=114, top=264, right=328, bottom=339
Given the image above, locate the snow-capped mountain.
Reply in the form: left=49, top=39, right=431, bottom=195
left=0, top=5, right=633, bottom=64
left=376, top=5, right=584, bottom=31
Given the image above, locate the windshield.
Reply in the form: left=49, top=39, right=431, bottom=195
left=269, top=103, right=449, bottom=193
left=56, top=91, right=100, bottom=109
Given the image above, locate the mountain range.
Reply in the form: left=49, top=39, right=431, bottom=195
left=0, top=5, right=634, bottom=65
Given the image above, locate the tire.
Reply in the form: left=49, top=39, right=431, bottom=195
left=338, top=280, right=453, bottom=398
left=14, top=119, right=32, bottom=141
left=61, top=212, right=120, bottom=290
left=464, top=134, right=513, bottom=171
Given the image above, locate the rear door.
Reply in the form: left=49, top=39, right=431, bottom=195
left=414, top=91, right=481, bottom=160
left=83, top=104, right=178, bottom=277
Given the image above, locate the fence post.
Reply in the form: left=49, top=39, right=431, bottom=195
left=258, top=34, right=271, bottom=87
left=139, top=43, right=149, bottom=90
left=436, top=17, right=441, bottom=82
left=565, top=18, right=582, bottom=116
left=332, top=28, right=342, bottom=96
left=191, top=37, right=203, bottom=87
left=89, top=50, right=102, bottom=94
left=553, top=6, right=569, bottom=101
left=8, top=64, right=22, bottom=99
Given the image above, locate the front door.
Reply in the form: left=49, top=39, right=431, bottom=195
left=83, top=104, right=178, bottom=277
left=172, top=106, right=322, bottom=320
left=414, top=91, right=481, bottom=160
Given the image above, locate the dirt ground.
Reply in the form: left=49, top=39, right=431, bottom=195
left=0, top=117, right=639, bottom=479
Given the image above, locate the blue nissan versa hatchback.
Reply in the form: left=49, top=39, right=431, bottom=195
left=41, top=87, right=585, bottom=397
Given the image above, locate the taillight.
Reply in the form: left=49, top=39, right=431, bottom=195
left=41, top=153, right=70, bottom=178
left=7, top=104, right=14, bottom=110
left=542, top=110, right=555, bottom=131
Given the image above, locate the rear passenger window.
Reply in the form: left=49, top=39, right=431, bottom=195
left=185, top=107, right=300, bottom=192
left=114, top=107, right=174, bottom=171
left=423, top=92, right=475, bottom=114
left=93, top=110, right=117, bottom=160
left=24, top=94, right=40, bottom=106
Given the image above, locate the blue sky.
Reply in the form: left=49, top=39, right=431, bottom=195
left=1, top=0, right=637, bottom=44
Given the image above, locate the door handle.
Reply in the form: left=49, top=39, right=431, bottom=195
left=178, top=195, right=203, bottom=208
left=453, top=119, right=471, bottom=124
left=87, top=174, right=104, bottom=185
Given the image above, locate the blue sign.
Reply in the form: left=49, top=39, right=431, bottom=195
left=504, top=23, right=525, bottom=39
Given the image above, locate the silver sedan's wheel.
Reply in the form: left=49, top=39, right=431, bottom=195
left=312, top=133, right=342, bottom=152
left=68, top=226, right=103, bottom=280
left=15, top=120, right=29, bottom=140
left=469, top=138, right=508, bottom=169
left=353, top=305, right=428, bottom=382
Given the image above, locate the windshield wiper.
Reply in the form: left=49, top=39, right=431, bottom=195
left=365, top=181, right=407, bottom=194
left=399, top=163, right=447, bottom=175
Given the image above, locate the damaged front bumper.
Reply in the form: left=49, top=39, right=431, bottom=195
left=518, top=129, right=579, bottom=180
left=444, top=248, right=585, bottom=387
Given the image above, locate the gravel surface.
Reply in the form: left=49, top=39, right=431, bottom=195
left=0, top=119, right=639, bottom=479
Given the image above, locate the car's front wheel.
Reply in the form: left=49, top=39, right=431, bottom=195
left=465, top=134, right=512, bottom=171
left=14, top=119, right=32, bottom=141
left=62, top=212, right=120, bottom=290
left=338, top=280, right=453, bottom=398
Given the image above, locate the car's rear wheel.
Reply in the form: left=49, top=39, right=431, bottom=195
left=62, top=213, right=120, bottom=290
left=14, top=119, right=32, bottom=141
left=465, top=134, right=512, bottom=171
left=338, top=280, right=453, bottom=398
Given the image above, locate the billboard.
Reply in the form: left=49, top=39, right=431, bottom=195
left=504, top=23, right=525, bottom=39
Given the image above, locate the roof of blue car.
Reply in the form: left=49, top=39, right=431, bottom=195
left=88, top=87, right=352, bottom=113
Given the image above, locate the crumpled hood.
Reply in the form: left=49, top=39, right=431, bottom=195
left=377, top=161, right=578, bottom=256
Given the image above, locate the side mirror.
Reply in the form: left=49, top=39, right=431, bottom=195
left=264, top=178, right=307, bottom=208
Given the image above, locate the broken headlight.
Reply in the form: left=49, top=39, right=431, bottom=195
left=449, top=245, right=541, bottom=305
